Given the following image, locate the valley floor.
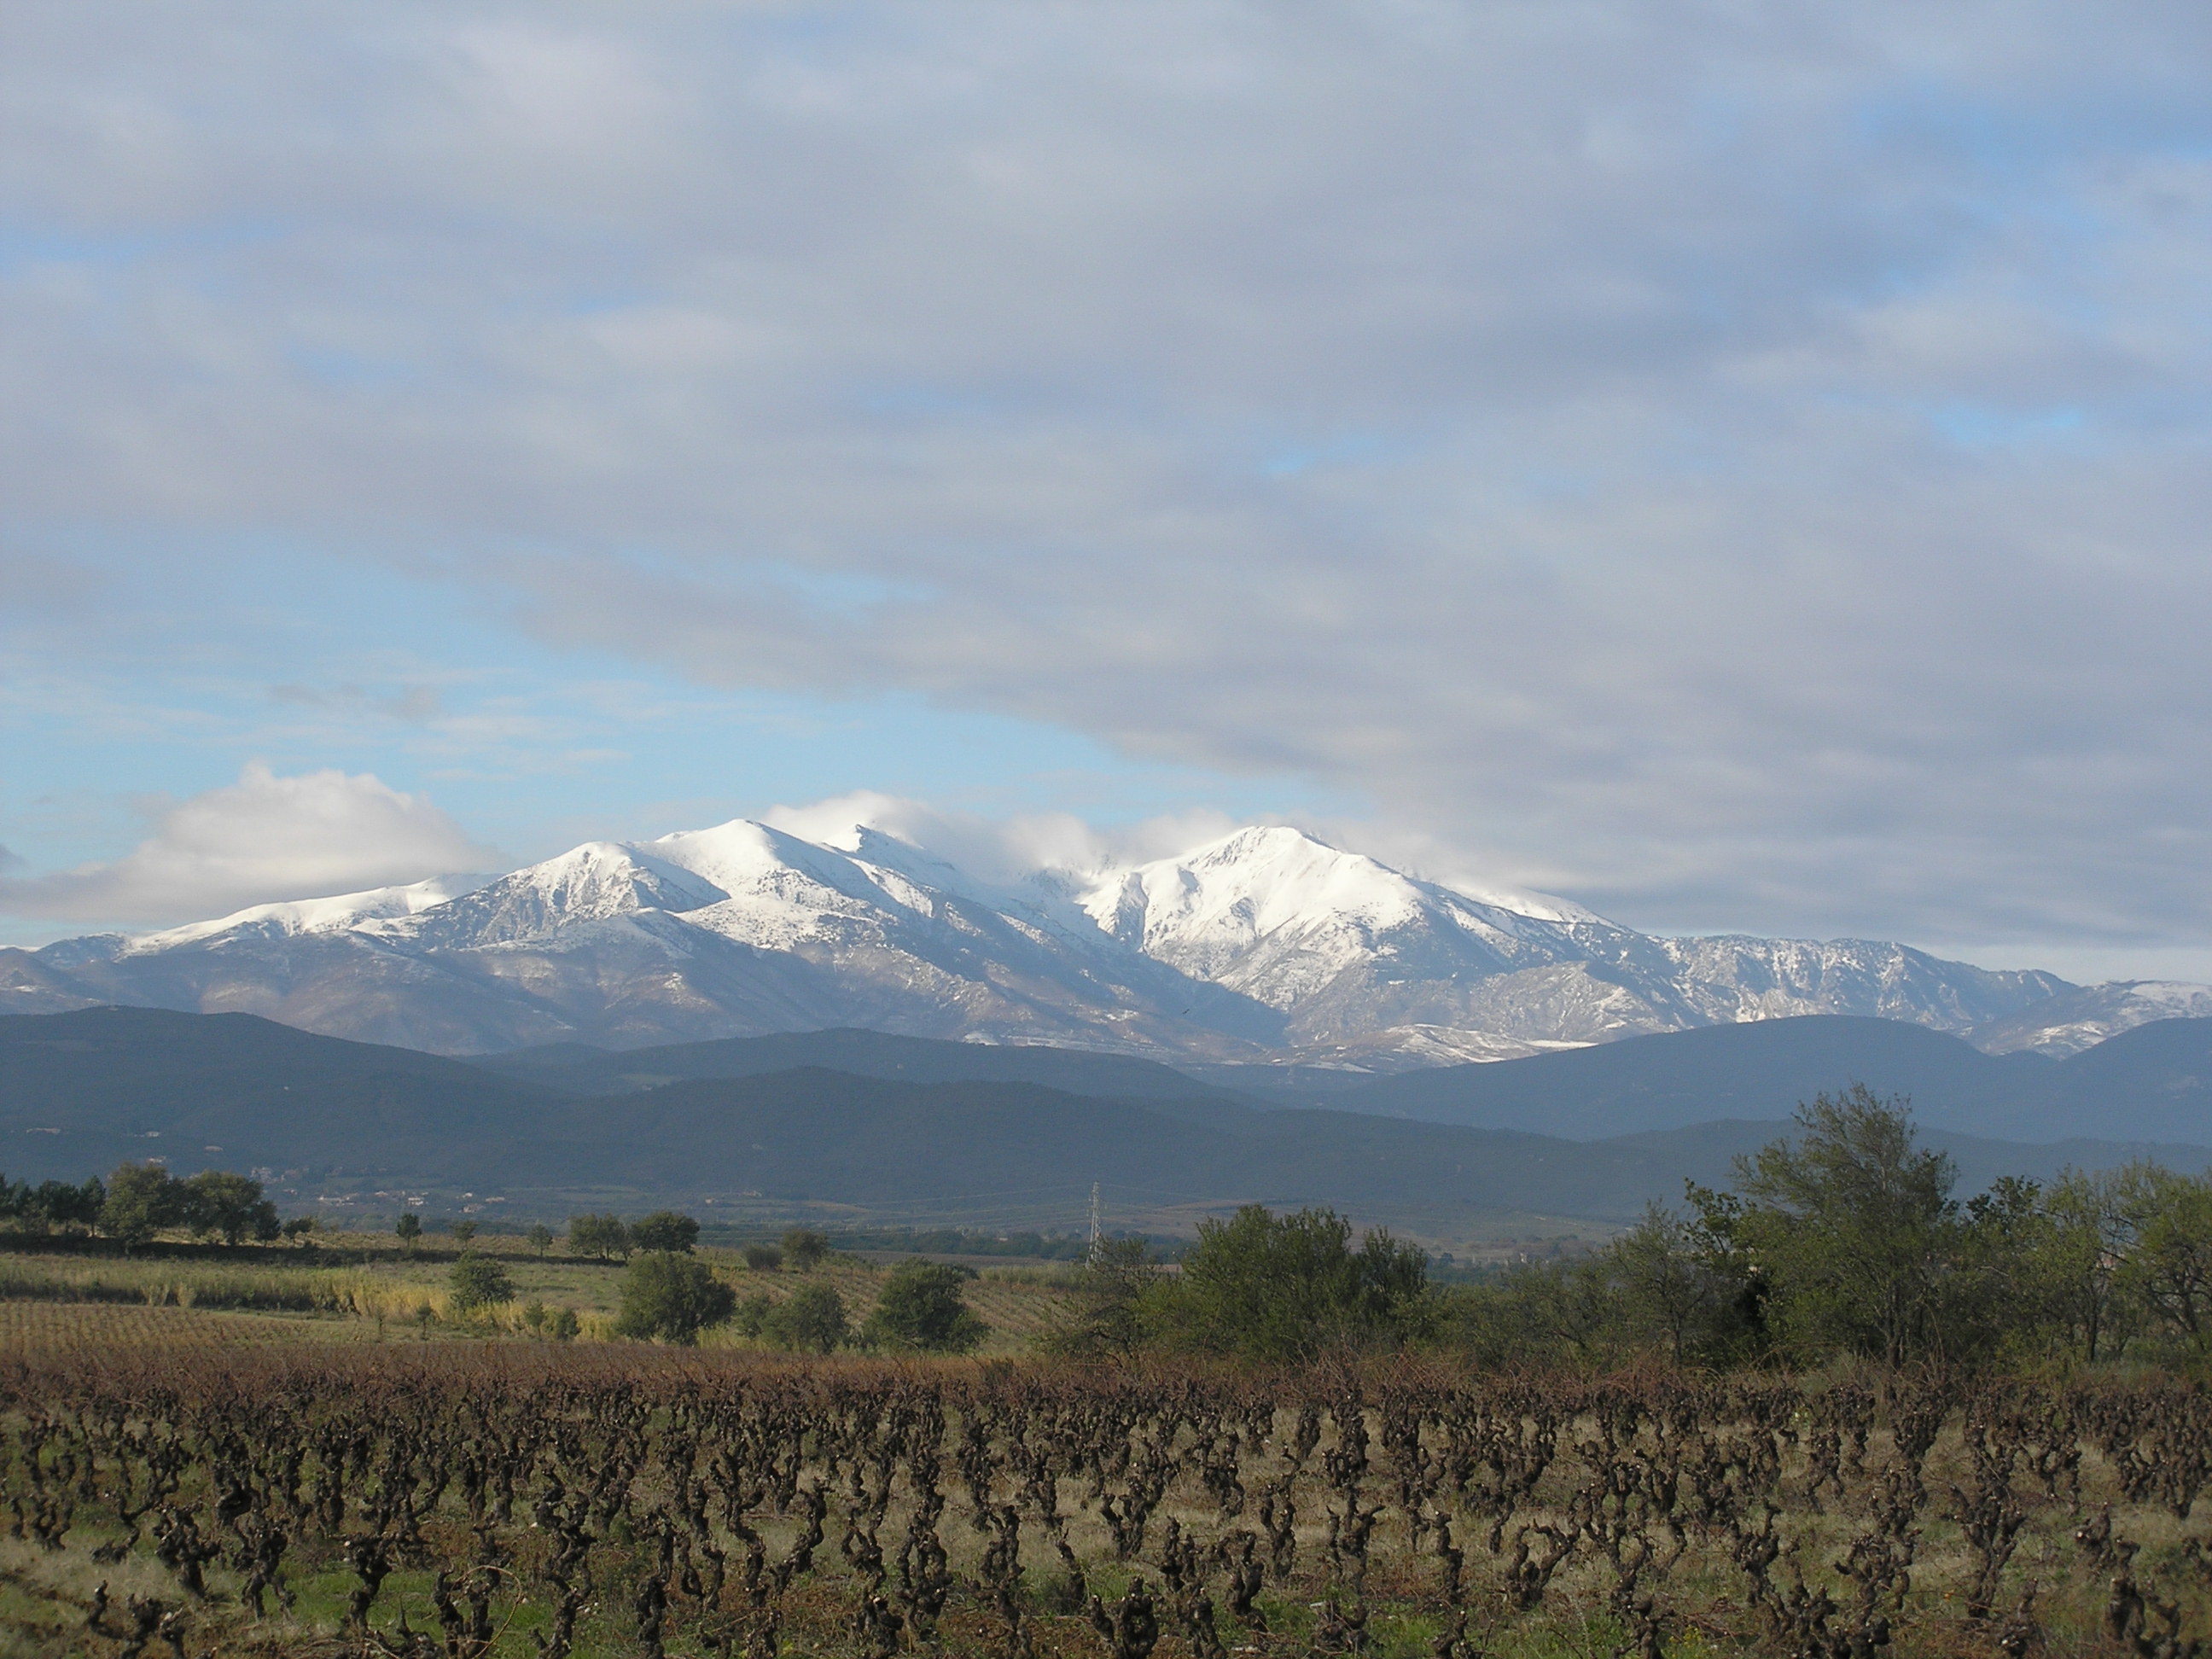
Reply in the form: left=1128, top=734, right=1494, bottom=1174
left=0, top=1231, right=1080, bottom=1355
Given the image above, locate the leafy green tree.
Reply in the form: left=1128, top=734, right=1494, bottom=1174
left=2118, top=1165, right=2212, bottom=1354
left=1447, top=1254, right=1624, bottom=1368
left=1150, top=1205, right=1433, bottom=1361
left=7, top=1175, right=106, bottom=1235
left=396, top=1212, right=422, bottom=1250
left=1050, top=1237, right=1161, bottom=1359
left=766, top=1284, right=850, bottom=1353
left=102, top=1162, right=182, bottom=1251
left=734, top=1292, right=774, bottom=1336
left=614, top=1252, right=736, bottom=1344
left=450, top=1220, right=478, bottom=1244
left=568, top=1213, right=631, bottom=1260
left=1696, top=1086, right=1993, bottom=1366
left=742, top=1243, right=783, bottom=1272
left=180, top=1170, right=280, bottom=1245
left=863, top=1260, right=988, bottom=1354
left=2030, top=1167, right=2142, bottom=1362
left=528, top=1223, right=555, bottom=1257
left=632, top=1211, right=700, bottom=1254
left=1602, top=1202, right=1751, bottom=1365
left=450, top=1253, right=515, bottom=1313
left=782, top=1227, right=830, bottom=1271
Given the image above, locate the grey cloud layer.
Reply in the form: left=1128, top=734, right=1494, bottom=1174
left=6, top=2, right=2211, bottom=947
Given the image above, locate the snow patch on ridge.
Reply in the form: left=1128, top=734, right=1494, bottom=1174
left=125, top=874, right=493, bottom=952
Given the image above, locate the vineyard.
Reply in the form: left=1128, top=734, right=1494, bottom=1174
left=6, top=1350, right=2212, bottom=1657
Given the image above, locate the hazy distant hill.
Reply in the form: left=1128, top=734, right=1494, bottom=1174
left=474, top=1026, right=1252, bottom=1103
left=3, top=1008, right=2206, bottom=1230
left=1337, top=1014, right=2212, bottom=1144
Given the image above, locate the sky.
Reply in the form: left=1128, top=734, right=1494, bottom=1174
left=4, top=2, right=2212, bottom=983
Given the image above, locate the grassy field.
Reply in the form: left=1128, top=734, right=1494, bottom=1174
left=0, top=1230, right=1080, bottom=1353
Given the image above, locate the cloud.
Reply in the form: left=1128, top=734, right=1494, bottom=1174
left=760, top=790, right=1260, bottom=887
left=0, top=764, right=499, bottom=924
left=6, top=3, right=2212, bottom=954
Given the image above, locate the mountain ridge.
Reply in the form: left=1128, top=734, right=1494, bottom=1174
left=2, top=815, right=2189, bottom=1068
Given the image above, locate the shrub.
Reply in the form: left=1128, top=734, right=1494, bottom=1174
left=632, top=1211, right=700, bottom=1254
left=449, top=1254, right=514, bottom=1313
left=863, top=1260, right=987, bottom=1353
left=765, top=1284, right=848, bottom=1353
left=450, top=1220, right=478, bottom=1244
left=782, top=1227, right=830, bottom=1271
left=614, top=1253, right=736, bottom=1345
left=743, top=1243, right=783, bottom=1272
left=548, top=1306, right=580, bottom=1342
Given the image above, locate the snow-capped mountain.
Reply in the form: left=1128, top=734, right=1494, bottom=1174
left=1965, top=981, right=2212, bottom=1058
left=0, top=815, right=2170, bottom=1067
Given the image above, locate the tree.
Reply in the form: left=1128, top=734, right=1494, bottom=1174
left=1050, top=1237, right=1161, bottom=1359
left=180, top=1170, right=280, bottom=1245
left=1603, top=1202, right=1748, bottom=1365
left=2119, top=1166, right=2212, bottom=1354
left=7, top=1175, right=105, bottom=1235
left=548, top=1306, right=581, bottom=1342
left=450, top=1220, right=478, bottom=1244
left=102, top=1162, right=181, bottom=1251
left=1703, top=1086, right=1965, bottom=1366
left=450, top=1253, right=515, bottom=1313
left=765, top=1284, right=849, bottom=1353
left=396, top=1212, right=423, bottom=1250
left=743, top=1243, right=783, bottom=1272
left=782, top=1227, right=830, bottom=1271
left=568, top=1213, right=631, bottom=1260
left=632, top=1211, right=700, bottom=1254
left=1448, top=1254, right=1627, bottom=1368
left=614, top=1253, right=736, bottom=1344
left=2036, top=1167, right=2145, bottom=1362
left=528, top=1223, right=555, bottom=1257
left=863, top=1260, right=987, bottom=1354
left=1149, top=1205, right=1433, bottom=1361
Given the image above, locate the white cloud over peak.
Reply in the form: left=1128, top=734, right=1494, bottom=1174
left=0, top=764, right=499, bottom=926
left=759, top=792, right=1244, bottom=888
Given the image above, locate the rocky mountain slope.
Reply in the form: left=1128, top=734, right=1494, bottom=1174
left=0, top=815, right=2174, bottom=1066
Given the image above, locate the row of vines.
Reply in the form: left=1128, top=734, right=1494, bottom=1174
left=7, top=1350, right=2212, bottom=1656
